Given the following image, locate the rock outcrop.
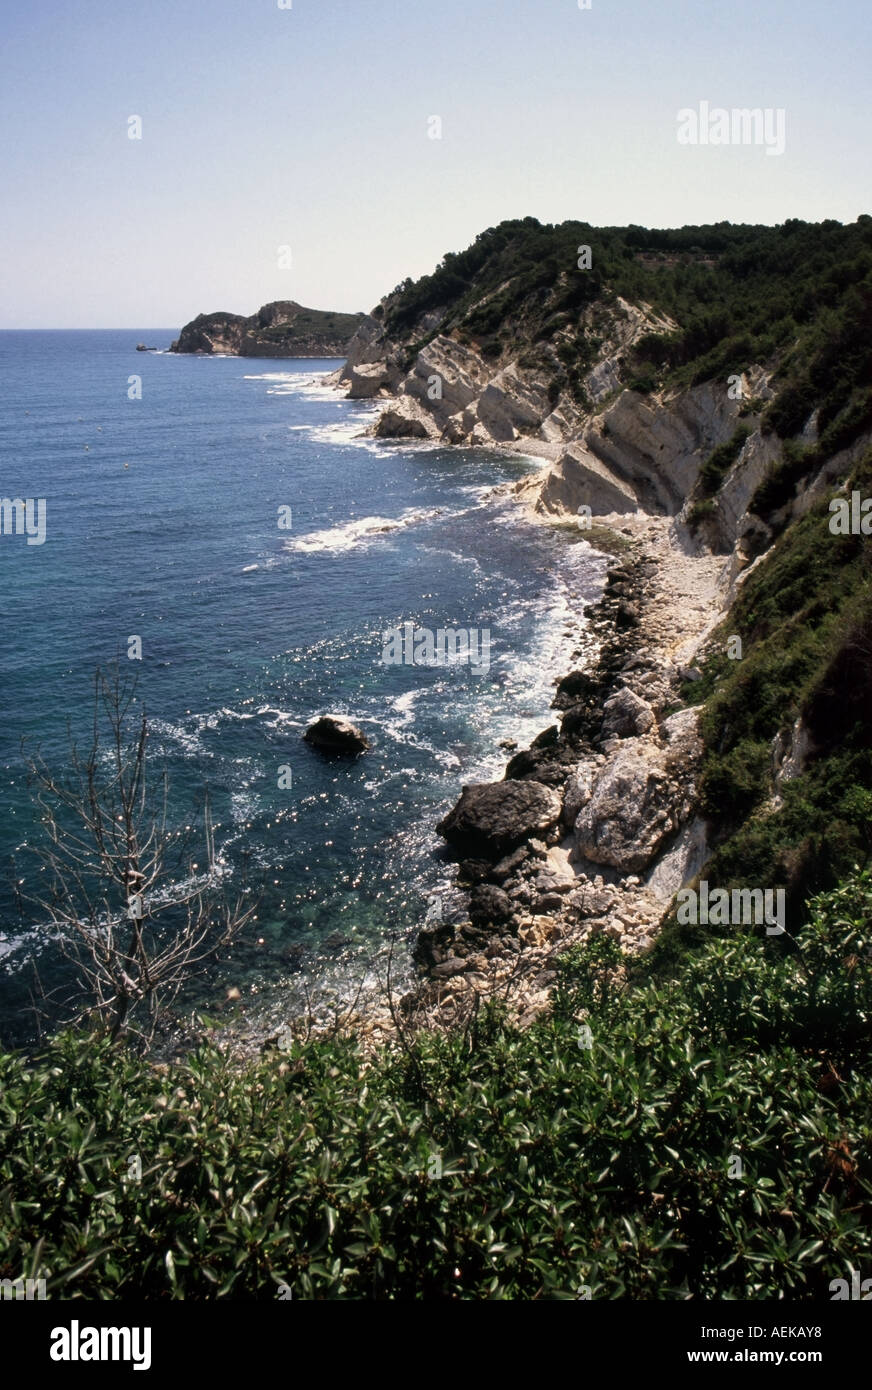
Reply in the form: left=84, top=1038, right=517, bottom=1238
left=572, top=715, right=702, bottom=873
left=373, top=397, right=438, bottom=439
left=406, top=534, right=718, bottom=1033
left=332, top=295, right=677, bottom=464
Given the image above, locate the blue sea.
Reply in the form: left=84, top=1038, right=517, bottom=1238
left=0, top=330, right=607, bottom=1046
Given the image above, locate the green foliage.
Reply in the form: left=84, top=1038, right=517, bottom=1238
left=252, top=307, right=364, bottom=349
left=687, top=498, right=715, bottom=529
left=686, top=452, right=872, bottom=915
left=2, top=875, right=872, bottom=1300
left=751, top=438, right=817, bottom=516
left=626, top=367, right=659, bottom=395
left=552, top=933, right=623, bottom=1022
left=699, top=739, right=771, bottom=820
left=699, top=425, right=752, bottom=497
left=753, top=389, right=872, bottom=519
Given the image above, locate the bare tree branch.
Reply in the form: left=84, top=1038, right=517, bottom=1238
left=21, top=664, right=257, bottom=1049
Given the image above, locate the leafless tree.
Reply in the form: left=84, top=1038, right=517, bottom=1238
left=23, top=665, right=257, bottom=1047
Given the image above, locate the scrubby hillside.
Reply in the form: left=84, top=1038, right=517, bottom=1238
left=2, top=220, right=871, bottom=1303
left=653, top=445, right=872, bottom=967
left=334, top=217, right=872, bottom=526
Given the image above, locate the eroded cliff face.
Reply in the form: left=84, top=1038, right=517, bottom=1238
left=332, top=295, right=675, bottom=453
left=537, top=380, right=758, bottom=520
left=333, top=294, right=775, bottom=551
left=336, top=298, right=872, bottom=575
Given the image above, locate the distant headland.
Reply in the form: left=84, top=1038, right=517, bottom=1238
left=169, top=299, right=365, bottom=357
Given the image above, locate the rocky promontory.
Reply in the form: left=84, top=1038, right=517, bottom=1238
left=170, top=300, right=365, bottom=357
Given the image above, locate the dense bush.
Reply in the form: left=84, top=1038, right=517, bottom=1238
left=1, top=872, right=871, bottom=1300
left=753, top=389, right=872, bottom=519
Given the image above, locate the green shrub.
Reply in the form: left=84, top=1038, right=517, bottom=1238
left=699, top=739, right=771, bottom=820
left=698, top=425, right=752, bottom=497
left=626, top=367, right=659, bottom=395
left=751, top=438, right=816, bottom=516
left=2, top=873, right=872, bottom=1300
left=687, top=498, right=715, bottom=529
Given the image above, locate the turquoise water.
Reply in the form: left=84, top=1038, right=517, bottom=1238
left=0, top=331, right=607, bottom=1043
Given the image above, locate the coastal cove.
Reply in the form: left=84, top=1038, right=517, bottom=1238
left=0, top=330, right=609, bottom=1051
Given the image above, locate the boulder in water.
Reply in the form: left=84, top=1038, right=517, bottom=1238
left=303, top=715, right=369, bottom=755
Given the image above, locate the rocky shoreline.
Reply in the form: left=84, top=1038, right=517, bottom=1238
left=233, top=220, right=870, bottom=1054
left=344, top=490, right=727, bottom=1049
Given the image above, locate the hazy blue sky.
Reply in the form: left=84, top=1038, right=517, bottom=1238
left=1, top=0, right=869, bottom=327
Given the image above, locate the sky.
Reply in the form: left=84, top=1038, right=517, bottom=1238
left=0, top=0, right=870, bottom=328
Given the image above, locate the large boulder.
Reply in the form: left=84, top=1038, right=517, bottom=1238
left=574, top=740, right=679, bottom=872
left=601, top=687, right=656, bottom=739
left=374, top=407, right=430, bottom=439
left=503, top=727, right=578, bottom=787
left=562, top=761, right=596, bottom=827
left=437, top=780, right=562, bottom=859
left=303, top=715, right=369, bottom=755
left=552, top=669, right=598, bottom=711
left=660, top=706, right=703, bottom=755
left=469, top=884, right=514, bottom=925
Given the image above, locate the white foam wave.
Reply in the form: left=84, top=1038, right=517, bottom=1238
left=240, top=371, right=346, bottom=402
left=416, top=544, right=483, bottom=574
left=285, top=506, right=444, bottom=555
left=243, top=372, right=300, bottom=382
left=303, top=421, right=384, bottom=451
